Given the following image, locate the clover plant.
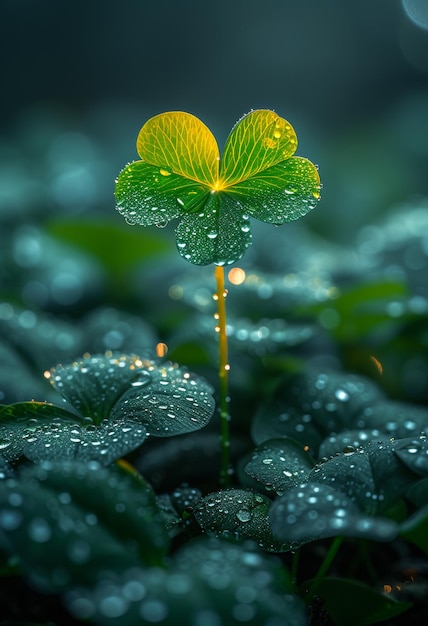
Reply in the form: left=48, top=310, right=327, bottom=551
left=115, top=109, right=320, bottom=484
left=2, top=110, right=428, bottom=625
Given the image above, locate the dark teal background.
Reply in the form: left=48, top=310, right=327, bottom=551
left=1, top=0, right=428, bottom=239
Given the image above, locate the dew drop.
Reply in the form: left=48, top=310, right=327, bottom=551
left=335, top=389, right=350, bottom=402
left=236, top=510, right=252, bottom=523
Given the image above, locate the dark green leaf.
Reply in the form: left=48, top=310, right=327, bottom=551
left=244, top=437, right=314, bottom=495
left=318, top=429, right=389, bottom=458
left=66, top=537, right=307, bottom=625
left=111, top=361, right=215, bottom=436
left=155, top=494, right=184, bottom=537
left=359, top=401, right=428, bottom=439
left=0, top=402, right=147, bottom=466
left=270, top=483, right=399, bottom=546
left=0, top=402, right=79, bottom=461
left=252, top=367, right=384, bottom=455
left=0, top=461, right=168, bottom=594
left=47, top=353, right=153, bottom=423
left=394, top=435, right=428, bottom=476
left=194, top=488, right=289, bottom=551
left=311, top=439, right=418, bottom=514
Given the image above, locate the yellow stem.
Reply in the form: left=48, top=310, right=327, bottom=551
left=214, top=265, right=231, bottom=486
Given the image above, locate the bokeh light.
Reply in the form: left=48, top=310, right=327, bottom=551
left=402, top=0, right=428, bottom=29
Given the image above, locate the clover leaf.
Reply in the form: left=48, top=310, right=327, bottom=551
left=270, top=482, right=399, bottom=547
left=193, top=488, right=288, bottom=552
left=0, top=353, right=215, bottom=465
left=0, top=461, right=169, bottom=593
left=115, top=110, right=320, bottom=265
left=67, top=537, right=307, bottom=625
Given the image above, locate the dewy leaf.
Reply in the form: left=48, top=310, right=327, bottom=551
left=394, top=435, right=428, bottom=476
left=360, top=400, right=428, bottom=439
left=318, top=429, right=390, bottom=458
left=47, top=353, right=153, bottom=423
left=0, top=463, right=143, bottom=593
left=27, top=461, right=170, bottom=565
left=48, top=352, right=215, bottom=437
left=251, top=368, right=384, bottom=455
left=0, top=353, right=215, bottom=465
left=0, top=401, right=79, bottom=461
left=270, top=483, right=399, bottom=547
left=193, top=488, right=289, bottom=552
left=224, top=156, right=321, bottom=225
left=220, top=109, right=298, bottom=185
left=0, top=401, right=147, bottom=466
left=244, top=437, right=314, bottom=495
left=111, top=361, right=215, bottom=436
left=115, top=109, right=320, bottom=265
left=66, top=537, right=308, bottom=625
left=310, top=440, right=418, bottom=515
left=175, top=192, right=252, bottom=266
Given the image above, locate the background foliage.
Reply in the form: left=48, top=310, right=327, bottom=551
left=2, top=1, right=428, bottom=625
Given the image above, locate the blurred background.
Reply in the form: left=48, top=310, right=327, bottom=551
left=1, top=0, right=428, bottom=403
left=1, top=0, right=428, bottom=238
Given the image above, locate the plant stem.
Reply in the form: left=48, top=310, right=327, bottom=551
left=306, top=536, right=343, bottom=601
left=214, top=265, right=231, bottom=486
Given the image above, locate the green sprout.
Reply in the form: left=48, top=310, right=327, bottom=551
left=115, top=109, right=321, bottom=484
